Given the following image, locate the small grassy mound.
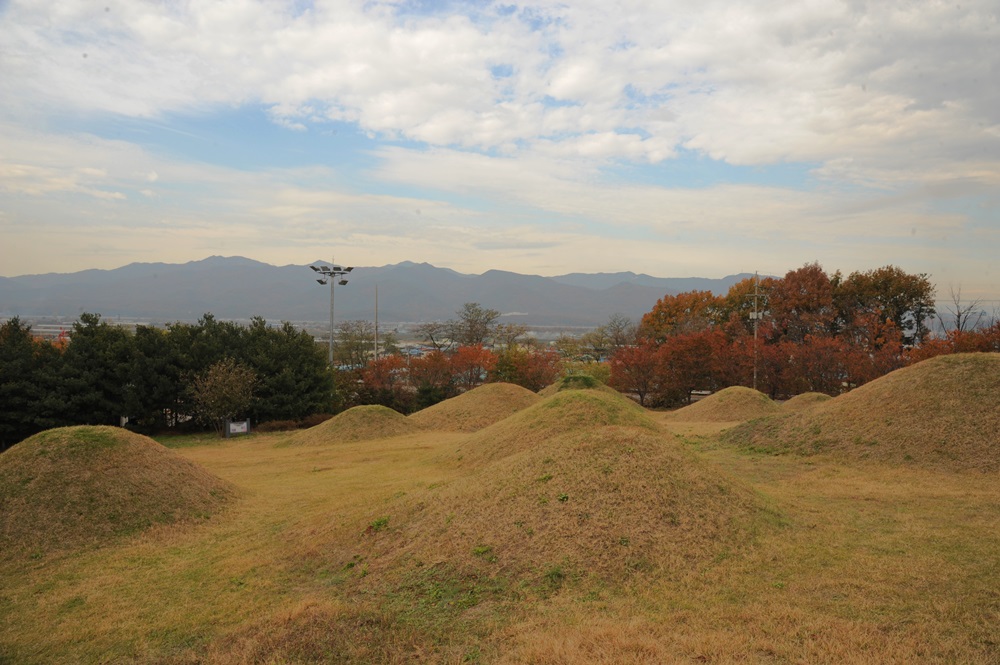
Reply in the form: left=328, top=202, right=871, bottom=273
left=782, top=392, right=833, bottom=411
left=723, top=353, right=1000, bottom=472
left=408, top=382, right=542, bottom=432
left=455, top=389, right=660, bottom=466
left=288, top=405, right=419, bottom=445
left=357, top=424, right=769, bottom=594
left=670, top=386, right=780, bottom=422
left=0, top=426, right=234, bottom=557
left=538, top=374, right=620, bottom=397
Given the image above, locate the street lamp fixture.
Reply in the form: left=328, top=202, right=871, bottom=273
left=309, top=261, right=354, bottom=365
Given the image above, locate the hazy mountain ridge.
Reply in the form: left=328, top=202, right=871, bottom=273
left=0, top=257, right=753, bottom=327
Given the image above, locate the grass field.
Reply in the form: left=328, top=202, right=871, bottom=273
left=2, top=372, right=999, bottom=663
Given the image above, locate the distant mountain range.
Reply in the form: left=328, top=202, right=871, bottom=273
left=0, top=256, right=753, bottom=328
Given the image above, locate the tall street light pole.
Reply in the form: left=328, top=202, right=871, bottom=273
left=309, top=261, right=354, bottom=365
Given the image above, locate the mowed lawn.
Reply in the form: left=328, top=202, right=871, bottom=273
left=2, top=419, right=999, bottom=663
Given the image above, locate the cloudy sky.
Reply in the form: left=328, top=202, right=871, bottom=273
left=2, top=1, right=998, bottom=302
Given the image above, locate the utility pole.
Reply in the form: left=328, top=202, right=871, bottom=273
left=374, top=284, right=379, bottom=362
left=746, top=272, right=763, bottom=391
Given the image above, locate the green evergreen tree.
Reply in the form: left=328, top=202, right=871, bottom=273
left=244, top=318, right=333, bottom=422
left=126, top=325, right=186, bottom=431
left=0, top=318, right=66, bottom=449
left=60, top=313, right=135, bottom=426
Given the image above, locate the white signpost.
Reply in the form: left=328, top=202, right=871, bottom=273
left=225, top=419, right=251, bottom=438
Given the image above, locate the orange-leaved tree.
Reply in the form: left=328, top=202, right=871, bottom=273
left=609, top=342, right=660, bottom=406
left=655, top=329, right=727, bottom=404
left=639, top=290, right=722, bottom=343
left=492, top=347, right=561, bottom=392
left=451, top=344, right=496, bottom=391
left=766, top=263, right=836, bottom=343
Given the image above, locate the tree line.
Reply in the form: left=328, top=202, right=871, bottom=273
left=608, top=263, right=1000, bottom=405
left=0, top=303, right=564, bottom=450
left=0, top=313, right=332, bottom=449
left=333, top=302, right=562, bottom=413
left=5, top=265, right=997, bottom=448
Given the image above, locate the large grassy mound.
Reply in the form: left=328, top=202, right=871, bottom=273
left=670, top=386, right=780, bottom=422
left=360, top=423, right=767, bottom=591
left=288, top=405, right=420, bottom=445
left=538, top=373, right=619, bottom=397
left=0, top=426, right=234, bottom=556
left=408, top=382, right=542, bottom=432
left=782, top=392, right=832, bottom=411
left=454, top=389, right=661, bottom=466
left=723, top=353, right=1000, bottom=472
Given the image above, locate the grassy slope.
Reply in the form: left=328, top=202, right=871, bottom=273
left=0, top=426, right=234, bottom=558
left=781, top=391, right=832, bottom=411
left=723, top=353, right=1000, bottom=472
left=1, top=382, right=999, bottom=662
left=408, top=382, right=542, bottom=433
left=285, top=404, right=422, bottom=445
left=670, top=386, right=781, bottom=423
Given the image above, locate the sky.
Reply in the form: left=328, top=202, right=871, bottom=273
left=1, top=0, right=999, bottom=304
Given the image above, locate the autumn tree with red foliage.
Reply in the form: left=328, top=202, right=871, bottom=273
left=655, top=329, right=727, bottom=404
left=357, top=354, right=412, bottom=411
left=451, top=344, right=496, bottom=391
left=766, top=263, right=836, bottom=344
left=492, top=347, right=561, bottom=392
left=640, top=290, right=722, bottom=343
left=608, top=343, right=661, bottom=406
left=407, top=349, right=457, bottom=408
left=615, top=261, right=949, bottom=405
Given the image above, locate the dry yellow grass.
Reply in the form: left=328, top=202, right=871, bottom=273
left=781, top=391, right=833, bottom=411
left=408, top=382, right=542, bottom=432
left=670, top=386, right=781, bottom=422
left=487, top=456, right=1000, bottom=664
left=654, top=416, right=740, bottom=440
left=286, top=404, right=421, bottom=445
left=201, top=599, right=439, bottom=664
left=0, top=429, right=468, bottom=664
left=450, top=389, right=660, bottom=467
left=0, top=425, right=234, bottom=558
left=723, top=352, right=1000, bottom=472
left=3, top=369, right=1000, bottom=663
left=357, top=424, right=768, bottom=593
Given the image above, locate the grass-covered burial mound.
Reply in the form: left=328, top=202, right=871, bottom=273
left=538, top=373, right=620, bottom=397
left=340, top=387, right=772, bottom=600
left=0, top=426, right=234, bottom=557
left=453, top=389, right=661, bottom=466
left=670, top=386, right=781, bottom=422
left=358, top=422, right=769, bottom=594
left=288, top=405, right=420, bottom=445
left=781, top=392, right=833, bottom=411
left=724, top=353, right=1000, bottom=472
left=408, top=382, right=542, bottom=432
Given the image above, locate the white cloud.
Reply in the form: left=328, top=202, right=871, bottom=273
left=2, top=0, right=997, bottom=178
left=1, top=1, right=998, bottom=298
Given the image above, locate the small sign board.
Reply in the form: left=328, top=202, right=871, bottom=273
left=225, top=419, right=251, bottom=438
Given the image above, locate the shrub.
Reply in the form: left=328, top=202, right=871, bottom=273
left=255, top=420, right=299, bottom=433
left=298, top=413, right=334, bottom=428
